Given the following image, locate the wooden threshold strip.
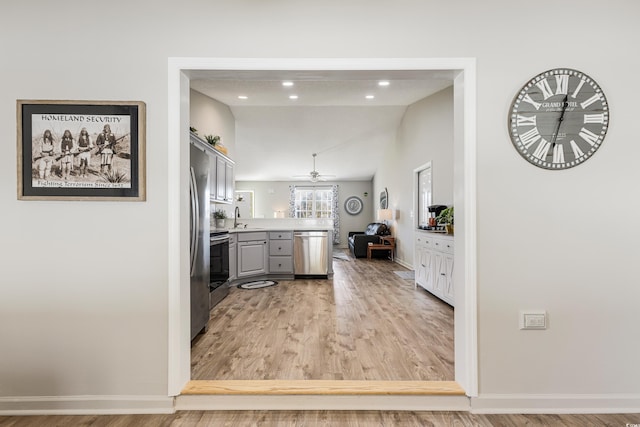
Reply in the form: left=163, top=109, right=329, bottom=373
left=182, top=380, right=465, bottom=396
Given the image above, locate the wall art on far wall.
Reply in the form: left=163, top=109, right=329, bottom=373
left=17, top=100, right=146, bottom=201
left=344, top=195, right=363, bottom=215
left=380, top=187, right=388, bottom=209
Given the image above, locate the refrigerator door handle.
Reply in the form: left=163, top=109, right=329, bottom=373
left=189, top=166, right=199, bottom=277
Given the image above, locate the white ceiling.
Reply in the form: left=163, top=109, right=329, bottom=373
left=190, top=70, right=454, bottom=181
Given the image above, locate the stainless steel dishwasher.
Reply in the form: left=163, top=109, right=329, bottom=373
left=293, top=231, right=329, bottom=276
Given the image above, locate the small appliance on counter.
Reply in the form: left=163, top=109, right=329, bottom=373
left=419, top=204, right=448, bottom=231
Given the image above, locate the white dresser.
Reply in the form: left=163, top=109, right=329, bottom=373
left=415, top=230, right=454, bottom=306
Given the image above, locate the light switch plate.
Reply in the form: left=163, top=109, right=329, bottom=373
left=520, top=311, right=547, bottom=330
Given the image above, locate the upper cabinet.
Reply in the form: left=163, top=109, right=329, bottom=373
left=190, top=132, right=235, bottom=204
left=213, top=155, right=234, bottom=203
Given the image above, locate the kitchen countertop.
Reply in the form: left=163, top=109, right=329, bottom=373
left=222, top=226, right=333, bottom=233
left=211, top=218, right=334, bottom=233
left=416, top=228, right=453, bottom=237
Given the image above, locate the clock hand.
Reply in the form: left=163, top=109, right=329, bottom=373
left=551, top=94, right=569, bottom=147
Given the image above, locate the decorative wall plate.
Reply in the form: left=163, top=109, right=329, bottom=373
left=344, top=196, right=363, bottom=215
left=380, top=187, right=388, bottom=209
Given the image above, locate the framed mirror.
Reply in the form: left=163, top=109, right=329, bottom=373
left=415, top=162, right=432, bottom=229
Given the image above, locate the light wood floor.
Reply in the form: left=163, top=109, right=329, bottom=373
left=191, top=250, right=454, bottom=381
left=2, top=411, right=640, bottom=426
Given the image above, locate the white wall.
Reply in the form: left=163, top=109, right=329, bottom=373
left=374, top=87, right=454, bottom=266
left=190, top=89, right=237, bottom=224
left=236, top=180, right=374, bottom=247
left=1, top=0, right=639, bottom=413
left=190, top=89, right=236, bottom=160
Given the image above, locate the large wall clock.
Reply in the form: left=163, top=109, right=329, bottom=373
left=508, top=68, right=609, bottom=170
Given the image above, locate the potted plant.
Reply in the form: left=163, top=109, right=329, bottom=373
left=437, top=206, right=454, bottom=234
left=213, top=208, right=227, bottom=228
left=204, top=134, right=220, bottom=147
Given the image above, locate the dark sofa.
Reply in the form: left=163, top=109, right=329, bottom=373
left=348, top=223, right=390, bottom=258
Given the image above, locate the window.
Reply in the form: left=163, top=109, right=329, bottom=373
left=293, top=186, right=334, bottom=218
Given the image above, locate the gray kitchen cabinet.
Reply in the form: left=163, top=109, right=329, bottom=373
left=237, top=232, right=268, bottom=278
left=215, top=156, right=226, bottom=203
left=190, top=131, right=233, bottom=204
left=228, top=233, right=237, bottom=282
left=268, top=231, right=293, bottom=274
left=213, top=155, right=234, bottom=204
left=225, top=161, right=234, bottom=203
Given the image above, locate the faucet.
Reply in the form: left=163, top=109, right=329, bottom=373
left=234, top=206, right=241, bottom=228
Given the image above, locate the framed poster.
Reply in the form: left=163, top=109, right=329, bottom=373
left=17, top=100, right=146, bottom=201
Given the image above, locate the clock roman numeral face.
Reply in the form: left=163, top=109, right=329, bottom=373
left=509, top=69, right=609, bottom=170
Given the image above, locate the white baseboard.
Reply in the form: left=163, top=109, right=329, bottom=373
left=0, top=395, right=175, bottom=415
left=176, top=394, right=470, bottom=411
left=394, top=258, right=413, bottom=270
left=6, top=393, right=638, bottom=414
left=471, top=394, right=640, bottom=414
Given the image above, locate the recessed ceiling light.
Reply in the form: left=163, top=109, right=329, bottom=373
left=238, top=95, right=248, bottom=100
left=289, top=95, right=298, bottom=100
left=365, top=95, right=375, bottom=99
left=378, top=81, right=390, bottom=86
left=282, top=81, right=294, bottom=87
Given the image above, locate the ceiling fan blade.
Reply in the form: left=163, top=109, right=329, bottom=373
left=293, top=153, right=335, bottom=181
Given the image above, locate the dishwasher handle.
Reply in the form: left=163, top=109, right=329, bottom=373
left=294, top=231, right=328, bottom=238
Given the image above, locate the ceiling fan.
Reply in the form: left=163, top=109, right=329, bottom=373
left=294, top=153, right=335, bottom=182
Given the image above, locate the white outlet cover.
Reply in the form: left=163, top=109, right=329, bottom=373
left=520, top=311, right=547, bottom=330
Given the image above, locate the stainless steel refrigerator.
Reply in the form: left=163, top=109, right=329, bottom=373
left=190, top=141, right=210, bottom=340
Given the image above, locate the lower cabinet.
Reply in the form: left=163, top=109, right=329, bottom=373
left=231, top=230, right=327, bottom=283
left=228, top=233, right=237, bottom=282
left=237, top=232, right=268, bottom=278
left=268, top=231, right=293, bottom=274
left=414, top=231, right=454, bottom=306
left=415, top=233, right=435, bottom=293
